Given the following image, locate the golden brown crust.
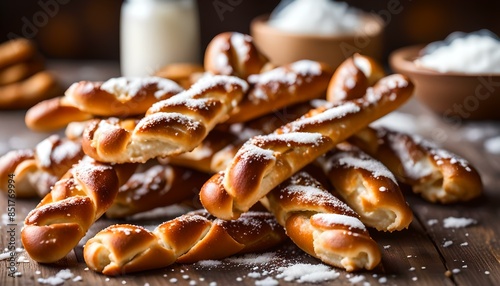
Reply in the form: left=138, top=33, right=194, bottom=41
left=204, top=32, right=269, bottom=80
left=349, top=126, right=483, bottom=203
left=200, top=74, right=414, bottom=219
left=82, top=75, right=248, bottom=163
left=84, top=210, right=286, bottom=275
left=21, top=158, right=137, bottom=263
left=25, top=97, right=93, bottom=132
left=227, top=60, right=333, bottom=123
left=261, top=172, right=381, bottom=271
left=318, top=143, right=413, bottom=231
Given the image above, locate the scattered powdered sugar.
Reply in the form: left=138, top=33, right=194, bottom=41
left=443, top=217, right=477, bottom=228
left=312, top=213, right=366, bottom=231
left=226, top=252, right=276, bottom=265
left=484, top=136, right=500, bottom=154
left=443, top=240, right=453, bottom=248
left=427, top=219, right=439, bottom=226
left=255, top=276, right=279, bottom=286
left=276, top=263, right=340, bottom=283
left=37, top=269, right=75, bottom=285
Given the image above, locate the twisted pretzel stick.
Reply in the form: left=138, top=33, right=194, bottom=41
left=200, top=74, right=414, bottom=219
left=84, top=210, right=286, bottom=275
left=0, top=135, right=83, bottom=198
left=317, top=143, right=413, bottom=231
left=82, top=75, right=248, bottom=163
left=21, top=157, right=137, bottom=263
left=260, top=171, right=381, bottom=271
left=25, top=76, right=183, bottom=132
left=349, top=126, right=483, bottom=203
left=106, top=162, right=211, bottom=218
left=227, top=60, right=333, bottom=123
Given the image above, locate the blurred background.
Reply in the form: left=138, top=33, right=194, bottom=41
left=1, top=0, right=499, bottom=63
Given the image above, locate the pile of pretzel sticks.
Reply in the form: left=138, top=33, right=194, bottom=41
left=0, top=32, right=482, bottom=276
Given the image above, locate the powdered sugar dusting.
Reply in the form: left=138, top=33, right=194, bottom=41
left=101, top=76, right=182, bottom=100
left=247, top=60, right=323, bottom=100
left=329, top=150, right=398, bottom=184
left=290, top=102, right=360, bottom=131
left=149, top=75, right=248, bottom=112
left=312, top=213, right=366, bottom=231
left=255, top=132, right=324, bottom=146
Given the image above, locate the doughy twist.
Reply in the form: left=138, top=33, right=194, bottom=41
left=82, top=75, right=248, bottom=163
left=349, top=126, right=483, bottom=203
left=21, top=157, right=137, bottom=263
left=317, top=143, right=413, bottom=231
left=84, top=210, right=287, bottom=275
left=261, top=171, right=381, bottom=271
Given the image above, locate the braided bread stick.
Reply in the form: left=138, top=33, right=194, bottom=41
left=200, top=74, right=414, bottom=219
left=0, top=135, right=83, bottom=198
left=21, top=157, right=137, bottom=263
left=204, top=32, right=269, bottom=80
left=84, top=210, right=286, bottom=275
left=327, top=53, right=385, bottom=103
left=349, top=126, right=483, bottom=203
left=82, top=75, right=248, bottom=163
left=106, top=163, right=211, bottom=218
left=317, top=143, right=413, bottom=231
left=0, top=71, right=60, bottom=109
left=25, top=76, right=183, bottom=132
left=227, top=60, right=332, bottom=123
left=261, top=171, right=381, bottom=271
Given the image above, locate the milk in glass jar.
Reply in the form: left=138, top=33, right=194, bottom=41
left=120, top=0, right=200, bottom=76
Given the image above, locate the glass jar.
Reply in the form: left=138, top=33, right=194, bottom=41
left=120, top=0, right=200, bottom=77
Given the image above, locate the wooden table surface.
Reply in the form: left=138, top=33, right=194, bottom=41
left=0, top=62, right=499, bottom=286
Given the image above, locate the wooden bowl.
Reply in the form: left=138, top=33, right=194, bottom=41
left=250, top=14, right=384, bottom=71
left=390, top=45, right=500, bottom=121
